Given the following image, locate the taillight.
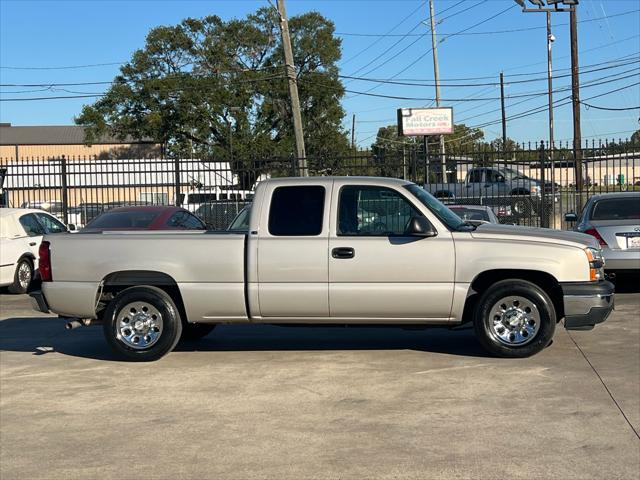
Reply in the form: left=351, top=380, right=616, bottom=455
left=39, top=241, right=52, bottom=282
left=584, top=228, right=608, bottom=247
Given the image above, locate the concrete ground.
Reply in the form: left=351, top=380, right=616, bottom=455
left=1, top=281, right=639, bottom=480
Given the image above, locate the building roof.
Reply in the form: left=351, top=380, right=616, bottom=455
left=0, top=124, right=155, bottom=146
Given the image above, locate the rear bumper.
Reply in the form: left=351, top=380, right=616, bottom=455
left=561, top=281, right=615, bottom=331
left=602, top=247, right=640, bottom=271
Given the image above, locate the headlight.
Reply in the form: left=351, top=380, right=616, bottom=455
left=530, top=185, right=540, bottom=194
left=585, top=247, right=605, bottom=281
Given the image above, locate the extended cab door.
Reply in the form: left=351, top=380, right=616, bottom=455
left=328, top=180, right=455, bottom=321
left=255, top=179, right=333, bottom=318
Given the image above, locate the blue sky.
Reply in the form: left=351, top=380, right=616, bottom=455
left=1, top=0, right=638, bottom=147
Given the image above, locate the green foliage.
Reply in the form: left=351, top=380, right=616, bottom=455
left=76, top=7, right=350, bottom=182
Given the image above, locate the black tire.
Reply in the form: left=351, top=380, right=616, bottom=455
left=180, top=323, right=216, bottom=342
left=8, top=258, right=33, bottom=294
left=474, top=279, right=556, bottom=358
left=102, top=286, right=182, bottom=362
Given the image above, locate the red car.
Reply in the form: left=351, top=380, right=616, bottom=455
left=81, top=206, right=206, bottom=233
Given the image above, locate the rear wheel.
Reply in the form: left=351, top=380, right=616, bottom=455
left=8, top=258, right=33, bottom=294
left=102, top=286, right=182, bottom=361
left=474, top=279, right=556, bottom=358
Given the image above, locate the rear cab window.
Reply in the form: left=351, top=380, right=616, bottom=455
left=268, top=186, right=325, bottom=236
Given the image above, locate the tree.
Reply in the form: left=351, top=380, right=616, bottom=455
left=75, top=8, right=350, bottom=185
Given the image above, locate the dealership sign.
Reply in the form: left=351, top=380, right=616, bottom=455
left=397, top=107, right=454, bottom=136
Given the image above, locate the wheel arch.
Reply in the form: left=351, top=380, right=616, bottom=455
left=98, top=270, right=187, bottom=324
left=17, top=252, right=36, bottom=265
left=462, top=269, right=564, bottom=323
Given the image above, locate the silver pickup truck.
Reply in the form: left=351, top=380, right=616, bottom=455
left=424, top=166, right=556, bottom=216
left=30, top=177, right=614, bottom=361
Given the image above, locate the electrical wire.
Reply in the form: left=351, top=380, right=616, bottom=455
left=580, top=101, right=640, bottom=112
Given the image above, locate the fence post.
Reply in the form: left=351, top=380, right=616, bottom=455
left=174, top=157, right=181, bottom=207
left=539, top=141, right=547, bottom=228
left=60, top=155, right=68, bottom=224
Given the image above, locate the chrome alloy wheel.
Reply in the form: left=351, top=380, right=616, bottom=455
left=488, top=296, right=540, bottom=346
left=116, top=302, right=163, bottom=350
left=18, top=261, right=32, bottom=289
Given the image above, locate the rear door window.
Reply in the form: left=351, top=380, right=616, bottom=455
left=19, top=214, right=46, bottom=237
left=35, top=213, right=67, bottom=233
left=268, top=186, right=325, bottom=236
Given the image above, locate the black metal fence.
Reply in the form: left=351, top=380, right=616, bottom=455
left=1, top=140, right=638, bottom=230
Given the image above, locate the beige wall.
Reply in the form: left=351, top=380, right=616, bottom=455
left=0, top=143, right=161, bottom=161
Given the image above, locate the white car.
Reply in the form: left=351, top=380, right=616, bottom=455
left=0, top=208, right=68, bottom=293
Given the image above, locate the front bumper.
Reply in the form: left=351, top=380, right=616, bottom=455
left=561, top=281, right=614, bottom=331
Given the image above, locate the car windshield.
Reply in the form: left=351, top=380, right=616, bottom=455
left=404, top=184, right=467, bottom=230
left=448, top=207, right=490, bottom=222
left=86, top=210, right=160, bottom=229
left=591, top=198, right=640, bottom=220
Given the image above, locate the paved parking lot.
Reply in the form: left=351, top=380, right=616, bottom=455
left=1, top=282, right=639, bottom=480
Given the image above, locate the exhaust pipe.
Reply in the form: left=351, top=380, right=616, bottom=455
left=65, top=319, right=83, bottom=330
left=64, top=318, right=100, bottom=330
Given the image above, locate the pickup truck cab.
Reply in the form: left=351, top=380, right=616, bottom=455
left=30, top=177, right=614, bottom=361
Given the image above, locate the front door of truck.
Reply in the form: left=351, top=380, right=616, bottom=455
left=328, top=181, right=455, bottom=321
left=256, top=180, right=332, bottom=318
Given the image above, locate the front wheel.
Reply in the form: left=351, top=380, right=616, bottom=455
left=102, top=286, right=182, bottom=361
left=474, top=279, right=556, bottom=358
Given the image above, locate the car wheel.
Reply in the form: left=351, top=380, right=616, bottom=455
left=180, top=323, right=216, bottom=342
left=8, top=258, right=33, bottom=294
left=102, top=286, right=182, bottom=361
left=474, top=279, right=556, bottom=358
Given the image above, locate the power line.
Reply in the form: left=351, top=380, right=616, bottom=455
left=340, top=1, right=426, bottom=66
left=306, top=68, right=640, bottom=103
left=346, top=3, right=517, bottom=101
left=468, top=80, right=640, bottom=130
left=0, top=61, right=127, bottom=71
left=580, top=101, right=640, bottom=111
left=335, top=8, right=639, bottom=37
left=3, top=52, right=636, bottom=91
left=338, top=56, right=639, bottom=88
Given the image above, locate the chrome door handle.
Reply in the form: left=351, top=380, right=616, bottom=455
left=29, top=242, right=37, bottom=246
left=332, top=247, right=355, bottom=259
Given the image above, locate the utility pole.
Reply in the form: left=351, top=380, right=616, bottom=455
left=546, top=11, right=555, bottom=157
left=570, top=7, right=583, bottom=199
left=276, top=0, right=307, bottom=176
left=500, top=72, right=507, bottom=150
left=428, top=0, right=446, bottom=180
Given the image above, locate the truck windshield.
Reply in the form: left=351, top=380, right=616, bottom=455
left=404, top=184, right=467, bottom=231
left=503, top=168, right=528, bottom=180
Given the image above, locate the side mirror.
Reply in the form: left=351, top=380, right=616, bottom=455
left=564, top=213, right=578, bottom=222
left=407, top=216, right=437, bottom=237
left=68, top=224, right=77, bottom=232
